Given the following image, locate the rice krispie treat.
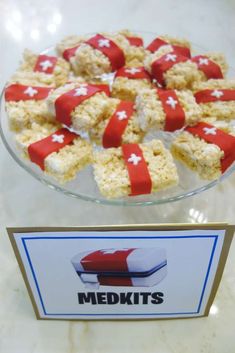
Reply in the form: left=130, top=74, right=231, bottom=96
left=93, top=140, right=179, bottom=198
left=9, top=71, right=55, bottom=88
left=72, top=33, right=130, bottom=78
left=193, top=79, right=235, bottom=120
left=119, top=30, right=147, bottom=66
left=56, top=35, right=86, bottom=72
left=135, top=87, right=201, bottom=132
left=146, top=35, right=191, bottom=58
left=15, top=122, right=92, bottom=183
left=111, top=66, right=152, bottom=101
left=90, top=99, right=144, bottom=147
left=15, top=49, right=70, bottom=87
left=5, top=83, right=54, bottom=131
left=171, top=122, right=235, bottom=180
left=46, top=82, right=111, bottom=131
left=144, top=46, right=227, bottom=90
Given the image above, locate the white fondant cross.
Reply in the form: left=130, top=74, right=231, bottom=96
left=165, top=53, right=177, bottom=62
left=211, top=89, right=224, bottom=99
left=52, top=134, right=65, bottom=143
left=128, top=153, right=142, bottom=166
left=125, top=67, right=141, bottom=75
left=74, top=86, right=88, bottom=96
left=98, top=38, right=110, bottom=48
left=198, top=57, right=209, bottom=66
left=24, top=86, right=38, bottom=97
left=203, top=127, right=217, bottom=135
left=116, top=110, right=127, bottom=120
left=101, top=249, right=129, bottom=254
left=166, top=96, right=178, bottom=109
left=39, top=60, right=53, bottom=71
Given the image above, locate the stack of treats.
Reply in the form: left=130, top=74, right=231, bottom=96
left=4, top=31, right=235, bottom=199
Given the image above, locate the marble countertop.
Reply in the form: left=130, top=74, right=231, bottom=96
left=1, top=0, right=235, bottom=352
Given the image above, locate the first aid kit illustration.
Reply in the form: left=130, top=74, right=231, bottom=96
left=71, top=247, right=167, bottom=289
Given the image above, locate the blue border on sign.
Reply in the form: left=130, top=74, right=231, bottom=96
left=21, top=234, right=218, bottom=317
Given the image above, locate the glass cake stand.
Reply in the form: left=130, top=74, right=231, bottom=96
left=0, top=31, right=235, bottom=206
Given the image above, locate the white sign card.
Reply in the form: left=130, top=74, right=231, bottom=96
left=8, top=224, right=234, bottom=320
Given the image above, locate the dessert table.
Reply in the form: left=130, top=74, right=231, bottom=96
left=0, top=0, right=235, bottom=352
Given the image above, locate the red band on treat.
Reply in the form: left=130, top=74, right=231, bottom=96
left=63, top=45, right=80, bottom=61
left=85, top=34, right=125, bottom=71
left=157, top=89, right=185, bottom=131
left=194, top=89, right=235, bottom=103
left=151, top=52, right=188, bottom=86
left=28, top=128, right=77, bottom=170
left=115, top=66, right=151, bottom=80
left=126, top=36, right=143, bottom=47
left=5, top=84, right=52, bottom=102
left=185, top=122, right=235, bottom=173
left=191, top=55, right=223, bottom=79
left=34, top=55, right=57, bottom=74
left=91, top=84, right=111, bottom=96
left=122, top=144, right=152, bottom=196
left=55, top=84, right=102, bottom=126
left=102, top=101, right=135, bottom=148
left=81, top=249, right=135, bottom=272
left=147, top=37, right=191, bottom=58
left=147, top=37, right=167, bottom=52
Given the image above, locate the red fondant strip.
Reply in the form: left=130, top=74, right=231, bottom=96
left=103, top=101, right=135, bottom=148
left=147, top=37, right=167, bottom=52
left=115, top=66, right=151, bottom=80
left=151, top=52, right=188, bottom=86
left=91, top=84, right=111, bottom=96
left=126, top=36, right=143, bottom=47
left=63, top=45, right=80, bottom=61
left=28, top=128, right=78, bottom=170
left=147, top=37, right=191, bottom=58
left=194, top=89, right=235, bottom=103
left=34, top=55, right=57, bottom=74
left=157, top=89, right=185, bottom=131
left=5, top=84, right=52, bottom=102
left=185, top=122, right=235, bottom=172
left=191, top=55, right=223, bottom=79
left=55, top=84, right=101, bottom=126
left=85, top=34, right=125, bottom=71
left=81, top=249, right=134, bottom=272
left=122, top=144, right=152, bottom=196
left=172, top=45, right=191, bottom=58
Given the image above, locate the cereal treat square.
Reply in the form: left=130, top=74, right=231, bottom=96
left=193, top=79, right=235, bottom=120
left=144, top=46, right=227, bottom=90
left=9, top=71, right=55, bottom=88
left=118, top=29, right=147, bottom=66
left=146, top=35, right=191, bottom=58
left=15, top=122, right=93, bottom=183
left=135, top=87, right=201, bottom=132
left=15, top=49, right=70, bottom=87
left=5, top=83, right=54, bottom=132
left=56, top=35, right=86, bottom=73
left=73, top=32, right=130, bottom=78
left=111, top=66, right=152, bottom=101
left=93, top=139, right=179, bottom=198
left=46, top=82, right=111, bottom=132
left=90, top=98, right=144, bottom=147
left=171, top=122, right=235, bottom=180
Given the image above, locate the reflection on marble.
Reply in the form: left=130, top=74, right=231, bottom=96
left=0, top=0, right=235, bottom=352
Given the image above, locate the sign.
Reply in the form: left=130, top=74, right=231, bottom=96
left=8, top=224, right=234, bottom=320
